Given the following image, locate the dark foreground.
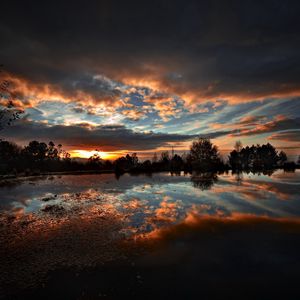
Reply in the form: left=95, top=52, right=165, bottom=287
left=2, top=215, right=300, bottom=300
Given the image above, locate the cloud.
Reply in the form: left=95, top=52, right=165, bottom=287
left=230, top=116, right=300, bottom=137
left=1, top=0, right=300, bottom=109
left=1, top=0, right=300, bottom=154
left=0, top=72, right=123, bottom=108
left=211, top=114, right=268, bottom=130
left=143, top=93, right=185, bottom=121
left=237, top=115, right=267, bottom=126
left=120, top=109, right=147, bottom=121
left=269, top=130, right=300, bottom=142
left=1, top=115, right=234, bottom=152
left=1, top=120, right=200, bottom=151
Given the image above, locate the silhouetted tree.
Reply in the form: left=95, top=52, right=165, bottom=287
left=152, top=152, right=158, bottom=163
left=283, top=161, right=296, bottom=171
left=234, top=140, right=243, bottom=152
left=0, top=66, right=23, bottom=131
left=229, top=142, right=284, bottom=170
left=229, top=150, right=239, bottom=169
left=0, top=140, right=21, bottom=161
left=160, top=151, right=170, bottom=164
left=189, top=137, right=221, bottom=170
left=0, top=140, right=22, bottom=173
left=170, top=154, right=183, bottom=171
left=278, top=151, right=287, bottom=166
left=22, top=141, right=48, bottom=161
left=139, top=159, right=152, bottom=171
left=256, top=143, right=278, bottom=168
left=114, top=153, right=140, bottom=173
left=131, top=153, right=139, bottom=166
left=47, top=141, right=59, bottom=160
left=103, top=159, right=113, bottom=170
left=87, top=153, right=103, bottom=169
left=229, top=141, right=243, bottom=169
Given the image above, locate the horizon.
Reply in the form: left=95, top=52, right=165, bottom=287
left=2, top=137, right=299, bottom=162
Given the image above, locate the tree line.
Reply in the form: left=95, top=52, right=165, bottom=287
left=229, top=141, right=291, bottom=170
left=0, top=137, right=298, bottom=176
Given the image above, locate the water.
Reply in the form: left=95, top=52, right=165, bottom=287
left=1, top=170, right=300, bottom=221
left=1, top=170, right=300, bottom=299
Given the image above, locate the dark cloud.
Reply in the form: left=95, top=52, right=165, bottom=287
left=1, top=120, right=196, bottom=151
left=1, top=118, right=232, bottom=151
left=57, top=74, right=122, bottom=104
left=269, top=130, right=300, bottom=142
left=1, top=0, right=300, bottom=101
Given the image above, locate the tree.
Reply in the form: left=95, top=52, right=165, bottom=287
left=0, top=140, right=22, bottom=173
left=160, top=151, right=170, bottom=163
left=87, top=153, right=102, bottom=168
left=229, top=142, right=282, bottom=170
left=234, top=140, right=243, bottom=152
left=170, top=154, right=183, bottom=171
left=62, top=150, right=71, bottom=161
left=0, top=140, right=21, bottom=161
left=229, top=141, right=243, bottom=169
left=257, top=143, right=278, bottom=168
left=22, top=141, right=48, bottom=161
left=131, top=153, right=138, bottom=166
left=189, top=137, right=221, bottom=170
left=0, top=66, right=23, bottom=131
left=152, top=152, right=158, bottom=163
left=114, top=153, right=140, bottom=172
left=278, top=151, right=287, bottom=166
left=47, top=141, right=59, bottom=160
left=228, top=150, right=239, bottom=169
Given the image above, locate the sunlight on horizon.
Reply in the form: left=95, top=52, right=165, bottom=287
left=69, top=150, right=118, bottom=160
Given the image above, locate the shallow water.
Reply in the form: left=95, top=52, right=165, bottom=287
left=1, top=170, right=300, bottom=221
left=1, top=170, right=300, bottom=299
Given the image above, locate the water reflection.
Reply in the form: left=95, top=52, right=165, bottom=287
left=190, top=172, right=218, bottom=190
left=234, top=171, right=243, bottom=185
left=0, top=170, right=299, bottom=220
left=1, top=170, right=300, bottom=298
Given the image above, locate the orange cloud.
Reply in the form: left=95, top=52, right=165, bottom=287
left=229, top=115, right=300, bottom=137
left=0, top=72, right=123, bottom=110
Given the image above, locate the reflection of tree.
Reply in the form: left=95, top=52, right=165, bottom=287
left=234, top=171, right=243, bottom=185
left=190, top=172, right=218, bottom=190
left=232, top=169, right=276, bottom=184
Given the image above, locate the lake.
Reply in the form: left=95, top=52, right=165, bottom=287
left=1, top=170, right=300, bottom=299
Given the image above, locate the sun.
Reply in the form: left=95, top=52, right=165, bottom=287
left=69, top=150, right=114, bottom=160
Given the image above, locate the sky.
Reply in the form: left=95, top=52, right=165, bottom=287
left=0, top=0, right=300, bottom=160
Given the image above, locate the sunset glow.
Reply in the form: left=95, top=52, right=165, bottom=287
left=69, top=150, right=119, bottom=160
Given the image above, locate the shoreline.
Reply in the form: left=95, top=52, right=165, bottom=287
left=0, top=169, right=115, bottom=181
left=0, top=166, right=299, bottom=182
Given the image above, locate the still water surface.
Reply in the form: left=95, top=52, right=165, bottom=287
left=1, top=170, right=299, bottom=223
left=1, top=170, right=300, bottom=299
